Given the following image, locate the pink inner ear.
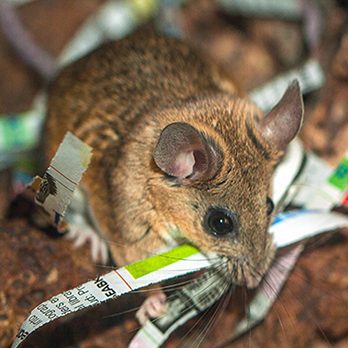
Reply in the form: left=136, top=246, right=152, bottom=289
left=154, top=122, right=222, bottom=182
left=170, top=151, right=195, bottom=179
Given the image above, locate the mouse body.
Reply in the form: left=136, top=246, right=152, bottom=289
left=46, top=29, right=303, bottom=288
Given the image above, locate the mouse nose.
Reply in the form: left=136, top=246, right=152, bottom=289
left=236, top=255, right=248, bottom=264
left=233, top=255, right=262, bottom=288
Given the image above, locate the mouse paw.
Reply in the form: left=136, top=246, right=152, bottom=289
left=135, top=291, right=167, bottom=325
left=66, top=217, right=109, bottom=264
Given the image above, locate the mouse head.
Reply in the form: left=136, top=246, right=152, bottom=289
left=152, top=81, right=303, bottom=288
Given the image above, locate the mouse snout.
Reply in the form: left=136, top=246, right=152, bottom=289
left=230, top=254, right=262, bottom=289
left=227, top=250, right=273, bottom=289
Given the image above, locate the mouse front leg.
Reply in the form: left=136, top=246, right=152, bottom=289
left=64, top=188, right=110, bottom=264
left=66, top=214, right=109, bottom=264
left=136, top=287, right=167, bottom=325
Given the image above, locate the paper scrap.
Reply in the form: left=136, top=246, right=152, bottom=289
left=34, top=132, right=92, bottom=227
left=218, top=0, right=302, bottom=19
left=11, top=244, right=211, bottom=348
left=250, top=59, right=324, bottom=112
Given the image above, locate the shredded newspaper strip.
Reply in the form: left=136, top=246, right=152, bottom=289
left=131, top=245, right=303, bottom=348
left=34, top=132, right=92, bottom=228
left=250, top=59, right=324, bottom=112
left=130, top=267, right=233, bottom=348
left=12, top=244, right=211, bottom=348
left=218, top=0, right=302, bottom=20
left=57, top=0, right=161, bottom=67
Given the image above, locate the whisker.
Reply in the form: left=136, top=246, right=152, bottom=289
left=179, top=272, right=232, bottom=347
left=99, top=277, right=230, bottom=341
left=268, top=253, right=343, bottom=303
left=247, top=265, right=292, bottom=345
left=141, top=262, right=229, bottom=331
left=102, top=260, right=228, bottom=326
left=191, top=280, right=233, bottom=347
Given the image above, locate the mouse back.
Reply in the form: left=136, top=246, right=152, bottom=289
left=45, top=31, right=303, bottom=289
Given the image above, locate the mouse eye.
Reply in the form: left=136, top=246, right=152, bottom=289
left=266, top=197, right=274, bottom=215
left=204, top=207, right=238, bottom=238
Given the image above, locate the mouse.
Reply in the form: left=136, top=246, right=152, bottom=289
left=44, top=28, right=303, bottom=323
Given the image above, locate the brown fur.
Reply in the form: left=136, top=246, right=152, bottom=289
left=46, top=30, right=301, bottom=287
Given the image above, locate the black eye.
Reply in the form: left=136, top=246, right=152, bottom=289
left=266, top=197, right=274, bottom=215
left=204, top=207, right=238, bottom=238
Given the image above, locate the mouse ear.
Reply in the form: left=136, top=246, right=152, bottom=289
left=257, top=80, right=304, bottom=152
left=154, top=122, right=221, bottom=181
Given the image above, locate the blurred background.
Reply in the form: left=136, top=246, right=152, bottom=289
left=0, top=0, right=347, bottom=347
